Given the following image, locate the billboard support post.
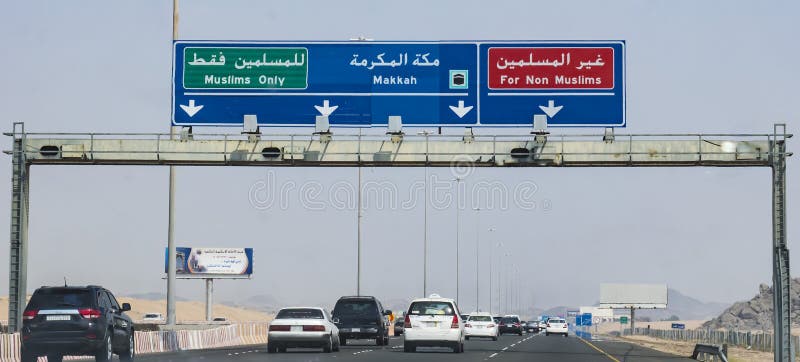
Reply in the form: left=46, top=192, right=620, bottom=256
left=205, top=278, right=214, bottom=321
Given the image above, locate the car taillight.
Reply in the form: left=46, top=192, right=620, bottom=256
left=303, top=325, right=325, bottom=332
left=465, top=323, right=472, bottom=328
left=514, top=322, right=520, bottom=327
left=23, top=310, right=37, bottom=320
left=404, top=315, right=411, bottom=328
left=451, top=315, right=459, bottom=329
left=488, top=323, right=495, bottom=328
left=546, top=323, right=551, bottom=328
left=79, top=309, right=101, bottom=319
left=269, top=325, right=290, bottom=332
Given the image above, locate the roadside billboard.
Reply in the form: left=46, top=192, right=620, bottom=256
left=599, top=283, right=667, bottom=309
left=165, top=247, right=253, bottom=278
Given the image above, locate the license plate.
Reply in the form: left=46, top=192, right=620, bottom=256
left=46, top=315, right=71, bottom=321
left=290, top=326, right=302, bottom=332
left=351, top=328, right=360, bottom=333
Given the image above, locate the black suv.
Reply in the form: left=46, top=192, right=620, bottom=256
left=332, top=296, right=391, bottom=346
left=499, top=316, right=524, bottom=335
left=21, top=286, right=135, bottom=362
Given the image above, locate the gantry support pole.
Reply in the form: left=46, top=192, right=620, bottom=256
left=7, top=122, right=29, bottom=332
left=772, top=124, right=791, bottom=362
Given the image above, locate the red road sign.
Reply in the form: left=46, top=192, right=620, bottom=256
left=487, top=47, right=614, bottom=90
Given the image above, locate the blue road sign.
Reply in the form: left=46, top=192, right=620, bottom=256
left=579, top=313, right=593, bottom=326
left=671, top=323, right=685, bottom=330
left=479, top=41, right=625, bottom=127
left=172, top=41, right=624, bottom=127
left=172, top=41, right=478, bottom=127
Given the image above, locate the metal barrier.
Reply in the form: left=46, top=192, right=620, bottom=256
left=0, top=322, right=269, bottom=361
left=691, top=343, right=728, bottom=362
left=625, top=327, right=800, bottom=357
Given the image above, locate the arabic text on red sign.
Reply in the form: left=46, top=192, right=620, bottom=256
left=488, top=47, right=614, bottom=90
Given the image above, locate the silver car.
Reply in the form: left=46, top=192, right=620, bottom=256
left=268, top=307, right=341, bottom=353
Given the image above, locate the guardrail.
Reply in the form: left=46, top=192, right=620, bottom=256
left=624, top=327, right=800, bottom=356
left=0, top=322, right=269, bottom=361
left=692, top=343, right=728, bottom=362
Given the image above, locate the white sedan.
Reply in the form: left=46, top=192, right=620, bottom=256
left=268, top=307, right=341, bottom=353
left=465, top=312, right=498, bottom=341
left=545, top=318, right=569, bottom=337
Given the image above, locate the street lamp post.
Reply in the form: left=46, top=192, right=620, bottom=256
left=356, top=128, right=363, bottom=296
left=418, top=131, right=431, bottom=297
left=454, top=177, right=462, bottom=305
left=488, top=229, right=496, bottom=314
left=474, top=207, right=481, bottom=312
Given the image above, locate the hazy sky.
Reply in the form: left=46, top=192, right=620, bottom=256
left=0, top=0, right=798, bottom=314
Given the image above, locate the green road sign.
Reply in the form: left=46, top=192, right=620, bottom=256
left=183, top=47, right=308, bottom=89
left=620, top=316, right=629, bottom=324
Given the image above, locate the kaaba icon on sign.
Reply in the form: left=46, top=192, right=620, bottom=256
left=449, top=70, right=468, bottom=89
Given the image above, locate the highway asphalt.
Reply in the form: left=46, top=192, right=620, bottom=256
left=134, top=332, right=695, bottom=362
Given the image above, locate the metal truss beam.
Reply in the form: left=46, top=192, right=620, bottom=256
left=3, top=131, right=782, bottom=168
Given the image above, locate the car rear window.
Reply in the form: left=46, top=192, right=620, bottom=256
left=27, top=289, right=93, bottom=309
left=333, top=300, right=378, bottom=316
left=550, top=319, right=565, bottom=323
left=408, top=301, right=455, bottom=316
left=276, top=308, right=324, bottom=319
left=469, top=315, right=492, bottom=322
left=501, top=317, right=519, bottom=323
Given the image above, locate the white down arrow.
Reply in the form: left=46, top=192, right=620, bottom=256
left=448, top=100, right=474, bottom=119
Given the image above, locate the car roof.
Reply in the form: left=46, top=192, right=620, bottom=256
left=410, top=293, right=456, bottom=303
left=337, top=296, right=377, bottom=301
left=278, top=307, right=325, bottom=311
left=468, top=312, right=492, bottom=316
left=37, top=285, right=101, bottom=291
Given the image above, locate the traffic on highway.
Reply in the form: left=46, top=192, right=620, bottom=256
left=18, top=286, right=692, bottom=361
left=132, top=331, right=692, bottom=362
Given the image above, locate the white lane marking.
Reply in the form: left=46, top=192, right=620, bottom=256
left=485, top=334, right=535, bottom=360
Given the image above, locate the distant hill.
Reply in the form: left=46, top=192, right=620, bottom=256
left=225, top=294, right=283, bottom=314
left=704, top=279, right=800, bottom=331
left=637, top=288, right=727, bottom=321
left=1, top=295, right=271, bottom=322
left=541, top=306, right=572, bottom=318
left=126, top=292, right=188, bottom=302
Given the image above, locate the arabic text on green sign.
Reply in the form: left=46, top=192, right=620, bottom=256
left=183, top=47, right=308, bottom=89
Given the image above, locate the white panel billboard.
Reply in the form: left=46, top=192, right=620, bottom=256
left=599, top=283, right=667, bottom=309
